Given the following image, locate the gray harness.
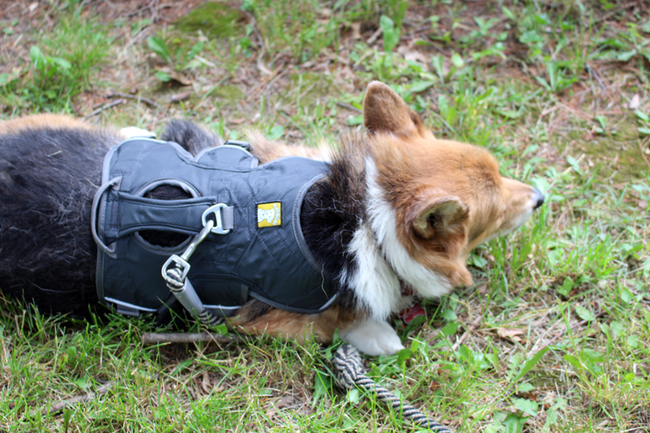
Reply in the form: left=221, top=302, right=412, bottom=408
left=91, top=138, right=337, bottom=319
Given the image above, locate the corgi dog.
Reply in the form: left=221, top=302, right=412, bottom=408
left=0, top=82, right=543, bottom=356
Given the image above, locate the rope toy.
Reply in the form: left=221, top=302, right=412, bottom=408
left=332, top=344, right=454, bottom=432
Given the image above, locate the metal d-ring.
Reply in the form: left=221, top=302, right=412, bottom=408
left=201, top=203, right=231, bottom=235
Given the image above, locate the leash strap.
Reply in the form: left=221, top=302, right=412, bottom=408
left=161, top=204, right=233, bottom=326
left=333, top=344, right=454, bottom=432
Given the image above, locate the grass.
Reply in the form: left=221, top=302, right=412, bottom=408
left=1, top=0, right=650, bottom=431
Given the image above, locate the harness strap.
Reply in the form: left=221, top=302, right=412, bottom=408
left=107, top=192, right=234, bottom=240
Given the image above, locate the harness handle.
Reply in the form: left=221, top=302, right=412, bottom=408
left=91, top=177, right=121, bottom=256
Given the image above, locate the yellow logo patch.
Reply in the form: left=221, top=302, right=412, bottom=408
left=257, top=202, right=281, bottom=227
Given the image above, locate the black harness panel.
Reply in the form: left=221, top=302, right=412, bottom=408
left=93, top=138, right=337, bottom=316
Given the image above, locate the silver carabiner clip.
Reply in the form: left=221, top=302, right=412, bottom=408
left=161, top=219, right=214, bottom=286
left=202, top=203, right=231, bottom=235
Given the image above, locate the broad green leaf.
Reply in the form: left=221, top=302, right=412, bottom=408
left=557, top=277, right=573, bottom=296
left=566, top=155, right=582, bottom=175
left=581, top=349, right=603, bottom=363
left=641, top=19, right=650, bottom=33
left=441, top=321, right=458, bottom=336
left=312, top=370, right=333, bottom=405
left=404, top=80, right=435, bottom=97
left=513, top=397, right=538, bottom=416
left=267, top=125, right=284, bottom=140
left=512, top=347, right=549, bottom=383
left=563, top=354, right=582, bottom=370
left=346, top=114, right=363, bottom=126
left=51, top=57, right=71, bottom=71
left=496, top=109, right=522, bottom=119
left=380, top=15, right=399, bottom=52
left=155, top=70, right=171, bottom=82
left=30, top=45, right=46, bottom=69
left=503, top=413, right=527, bottom=433
left=397, top=347, right=411, bottom=367
left=346, top=388, right=361, bottom=404
left=610, top=321, right=624, bottom=337
left=187, top=41, right=204, bottom=62
left=517, top=382, right=534, bottom=392
left=451, top=52, right=464, bottom=68
left=502, top=6, right=516, bottom=20
left=441, top=308, right=457, bottom=321
left=635, top=110, right=649, bottom=122
left=616, top=50, right=636, bottom=62
left=574, top=305, right=595, bottom=322
left=147, top=36, right=171, bottom=63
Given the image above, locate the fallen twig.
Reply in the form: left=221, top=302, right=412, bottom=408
left=451, top=315, right=482, bottom=352
left=141, top=332, right=239, bottom=345
left=336, top=101, right=363, bottom=113
left=83, top=99, right=124, bottom=120
left=107, top=92, right=158, bottom=108
left=367, top=27, right=383, bottom=45
left=48, top=382, right=112, bottom=413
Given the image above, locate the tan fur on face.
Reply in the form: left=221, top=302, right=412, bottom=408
left=364, top=82, right=540, bottom=288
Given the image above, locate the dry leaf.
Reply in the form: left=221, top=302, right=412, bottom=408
left=276, top=395, right=293, bottom=409
left=201, top=371, right=211, bottom=394
left=157, top=68, right=192, bottom=86
left=170, top=90, right=192, bottom=103
left=496, top=328, right=525, bottom=341
left=351, top=22, right=361, bottom=40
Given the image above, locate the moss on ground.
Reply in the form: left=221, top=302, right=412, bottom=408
left=174, top=2, right=244, bottom=38
left=209, top=84, right=244, bottom=102
left=565, top=120, right=650, bottom=182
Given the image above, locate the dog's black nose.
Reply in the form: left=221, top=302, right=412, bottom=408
left=532, top=187, right=544, bottom=210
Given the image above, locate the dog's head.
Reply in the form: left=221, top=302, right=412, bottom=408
left=362, top=81, right=544, bottom=298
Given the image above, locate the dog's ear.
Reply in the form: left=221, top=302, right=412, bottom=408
left=363, top=81, right=427, bottom=138
left=406, top=193, right=469, bottom=241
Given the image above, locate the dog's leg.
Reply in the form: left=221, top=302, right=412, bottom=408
left=338, top=318, right=405, bottom=356
left=230, top=301, right=355, bottom=345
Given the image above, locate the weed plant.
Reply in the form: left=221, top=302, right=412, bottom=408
left=1, top=6, right=109, bottom=112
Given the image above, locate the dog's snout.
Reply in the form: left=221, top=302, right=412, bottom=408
left=532, top=187, right=544, bottom=210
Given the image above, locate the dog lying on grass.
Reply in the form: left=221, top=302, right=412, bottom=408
left=0, top=82, right=543, bottom=356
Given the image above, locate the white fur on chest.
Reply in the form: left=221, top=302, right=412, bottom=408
left=345, top=158, right=452, bottom=320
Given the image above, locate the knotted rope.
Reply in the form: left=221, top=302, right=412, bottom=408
left=332, top=344, right=454, bottom=432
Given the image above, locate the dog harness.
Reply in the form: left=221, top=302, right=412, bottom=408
left=91, top=138, right=337, bottom=319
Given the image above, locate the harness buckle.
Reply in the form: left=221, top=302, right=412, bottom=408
left=202, top=203, right=231, bottom=235
left=161, top=219, right=214, bottom=287
left=223, top=139, right=251, bottom=150
left=161, top=254, right=191, bottom=286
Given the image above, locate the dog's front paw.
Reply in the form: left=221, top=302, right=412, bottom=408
left=339, top=319, right=405, bottom=356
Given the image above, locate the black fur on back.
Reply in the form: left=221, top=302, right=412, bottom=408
left=0, top=127, right=119, bottom=315
left=160, top=119, right=223, bottom=155
left=0, top=120, right=218, bottom=316
left=299, top=134, right=368, bottom=310
left=1, top=119, right=368, bottom=320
